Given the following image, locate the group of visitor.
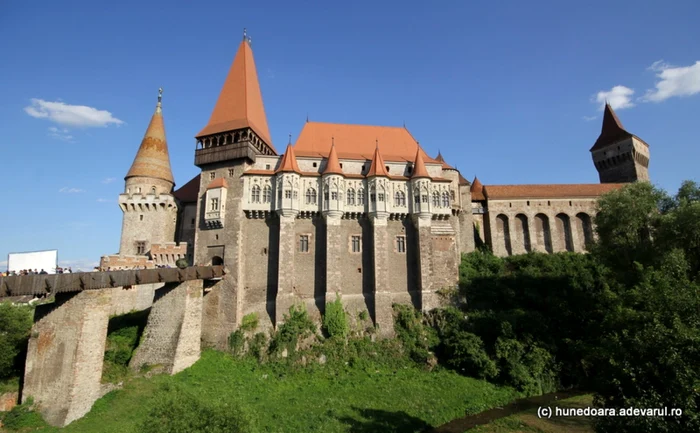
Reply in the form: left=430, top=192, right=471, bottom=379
left=1, top=267, right=72, bottom=276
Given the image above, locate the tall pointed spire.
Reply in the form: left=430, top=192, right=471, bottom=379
left=590, top=103, right=633, bottom=151
left=197, top=30, right=275, bottom=152
left=470, top=176, right=485, bottom=200
left=276, top=144, right=301, bottom=173
left=126, top=88, right=174, bottom=185
left=367, top=143, right=389, bottom=177
left=322, top=140, right=343, bottom=175
left=411, top=147, right=430, bottom=179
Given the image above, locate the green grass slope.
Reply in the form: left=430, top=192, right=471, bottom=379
left=24, top=350, right=518, bottom=433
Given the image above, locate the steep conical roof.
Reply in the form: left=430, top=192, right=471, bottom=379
left=197, top=32, right=275, bottom=152
left=126, top=89, right=174, bottom=185
left=276, top=143, right=301, bottom=173
left=366, top=144, right=389, bottom=177
left=411, top=148, right=430, bottom=179
left=322, top=142, right=343, bottom=175
left=435, top=151, right=455, bottom=170
left=590, top=103, right=633, bottom=151
left=470, top=176, right=485, bottom=201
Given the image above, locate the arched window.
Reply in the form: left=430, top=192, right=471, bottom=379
left=369, top=186, right=376, bottom=203
left=306, top=187, right=317, bottom=205
left=442, top=191, right=450, bottom=207
left=251, top=185, right=261, bottom=203
left=395, top=191, right=406, bottom=206
left=151, top=186, right=156, bottom=194
left=324, top=186, right=330, bottom=209
left=263, top=185, right=271, bottom=203
left=432, top=191, right=440, bottom=207
left=357, top=188, right=365, bottom=205
left=414, top=192, right=420, bottom=205
left=347, top=188, right=355, bottom=205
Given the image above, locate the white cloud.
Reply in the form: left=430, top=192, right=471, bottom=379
left=24, top=99, right=123, bottom=127
left=47, top=126, right=74, bottom=142
left=102, top=177, right=117, bottom=184
left=643, top=60, right=700, bottom=102
left=59, top=187, right=85, bottom=193
left=593, top=85, right=635, bottom=110
left=96, top=198, right=113, bottom=203
left=582, top=115, right=598, bottom=122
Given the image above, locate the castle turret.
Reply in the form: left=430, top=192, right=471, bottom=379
left=591, top=103, right=650, bottom=183
left=366, top=144, right=389, bottom=217
left=118, top=89, right=178, bottom=256
left=321, top=141, right=344, bottom=218
left=410, top=147, right=432, bottom=219
left=275, top=143, right=301, bottom=217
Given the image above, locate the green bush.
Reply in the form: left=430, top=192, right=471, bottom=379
left=393, top=304, right=438, bottom=364
left=0, top=397, right=48, bottom=430
left=102, top=310, right=149, bottom=383
left=248, top=332, right=268, bottom=360
left=140, top=383, right=255, bottom=433
left=240, top=313, right=259, bottom=333
left=228, top=330, right=246, bottom=357
left=0, top=303, right=33, bottom=379
left=323, top=295, right=348, bottom=339
left=442, top=330, right=498, bottom=379
left=269, top=305, right=316, bottom=356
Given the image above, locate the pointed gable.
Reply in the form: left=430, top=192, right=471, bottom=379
left=197, top=36, right=275, bottom=152
left=367, top=145, right=389, bottom=177
left=322, top=143, right=343, bottom=175
left=126, top=90, right=175, bottom=185
left=435, top=151, right=455, bottom=170
left=276, top=144, right=301, bottom=173
left=411, top=148, right=430, bottom=179
left=590, top=104, right=634, bottom=151
left=470, top=177, right=485, bottom=201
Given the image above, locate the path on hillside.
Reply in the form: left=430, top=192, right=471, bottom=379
left=431, top=389, right=588, bottom=433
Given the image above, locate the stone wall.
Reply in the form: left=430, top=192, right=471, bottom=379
left=485, top=197, right=598, bottom=257
left=150, top=242, right=188, bottom=266
left=99, top=255, right=154, bottom=271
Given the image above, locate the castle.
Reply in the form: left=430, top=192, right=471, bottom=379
left=100, top=32, right=650, bottom=338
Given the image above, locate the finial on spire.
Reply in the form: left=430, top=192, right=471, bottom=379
left=306, top=113, right=309, bottom=123
left=248, top=36, right=252, bottom=45
left=243, top=28, right=247, bottom=41
left=331, top=136, right=335, bottom=146
left=158, top=87, right=163, bottom=103
left=375, top=139, right=379, bottom=149
left=288, top=133, right=292, bottom=145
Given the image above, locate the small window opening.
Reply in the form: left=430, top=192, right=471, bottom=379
left=527, top=201, right=530, bottom=206
left=265, top=164, right=271, bottom=170
left=140, top=214, right=144, bottom=221
left=228, top=168, right=234, bottom=177
left=385, top=166, right=390, bottom=172
left=313, top=162, right=317, bottom=168
left=210, top=172, right=216, bottom=180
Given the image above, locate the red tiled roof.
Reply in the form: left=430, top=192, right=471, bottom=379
left=126, top=96, right=174, bottom=185
left=367, top=146, right=389, bottom=177
left=411, top=148, right=430, bottom=179
left=206, top=178, right=228, bottom=189
left=196, top=38, right=275, bottom=152
left=458, top=173, right=470, bottom=186
left=322, top=143, right=343, bottom=175
left=173, top=174, right=200, bottom=203
left=275, top=144, right=301, bottom=173
left=484, top=183, right=626, bottom=199
left=470, top=177, right=485, bottom=201
left=294, top=122, right=439, bottom=164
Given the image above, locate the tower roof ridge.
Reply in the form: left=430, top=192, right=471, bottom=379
left=366, top=145, right=389, bottom=177
left=125, top=89, right=174, bottom=185
left=590, top=103, right=634, bottom=151
left=322, top=141, right=343, bottom=175
left=197, top=32, right=275, bottom=153
left=276, top=143, right=301, bottom=173
left=411, top=146, right=430, bottom=179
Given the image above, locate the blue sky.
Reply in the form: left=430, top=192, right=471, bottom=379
left=1, top=0, right=699, bottom=270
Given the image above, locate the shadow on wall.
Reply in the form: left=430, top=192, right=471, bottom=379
left=335, top=407, right=432, bottom=433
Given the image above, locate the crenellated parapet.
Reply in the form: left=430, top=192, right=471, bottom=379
left=118, top=192, right=178, bottom=212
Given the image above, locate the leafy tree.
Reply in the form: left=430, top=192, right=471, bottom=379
left=0, top=303, right=33, bottom=379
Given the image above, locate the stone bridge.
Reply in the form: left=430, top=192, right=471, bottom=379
left=0, top=266, right=225, bottom=427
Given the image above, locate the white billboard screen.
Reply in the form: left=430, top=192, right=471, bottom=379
left=8, top=250, right=58, bottom=274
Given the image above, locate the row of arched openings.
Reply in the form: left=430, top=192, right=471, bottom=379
left=495, top=212, right=594, bottom=255
left=253, top=186, right=451, bottom=208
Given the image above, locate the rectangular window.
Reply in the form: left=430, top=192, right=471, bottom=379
left=396, top=236, right=406, bottom=253
left=451, top=190, right=455, bottom=201
left=421, top=194, right=429, bottom=203
left=265, top=164, right=271, bottom=170
left=210, top=172, right=216, bottom=180
left=300, top=235, right=309, bottom=253
left=351, top=235, right=361, bottom=253
left=285, top=190, right=292, bottom=199
left=378, top=193, right=385, bottom=202
left=370, top=193, right=376, bottom=203
left=190, top=218, right=195, bottom=228
left=331, top=191, right=338, bottom=200
left=211, top=198, right=219, bottom=211
left=228, top=168, right=234, bottom=177
left=136, top=241, right=146, bottom=255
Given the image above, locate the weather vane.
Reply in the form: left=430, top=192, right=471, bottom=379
left=243, top=28, right=247, bottom=40
left=158, top=87, right=163, bottom=103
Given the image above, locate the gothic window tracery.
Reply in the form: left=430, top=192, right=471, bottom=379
left=357, top=188, right=365, bottom=205
left=306, top=187, right=317, bottom=205
left=395, top=191, right=406, bottom=206
left=442, top=191, right=450, bottom=207
left=251, top=185, right=261, bottom=203
left=432, top=191, right=440, bottom=207
left=347, top=188, right=355, bottom=205
left=263, top=185, right=271, bottom=203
